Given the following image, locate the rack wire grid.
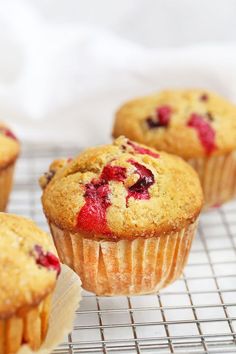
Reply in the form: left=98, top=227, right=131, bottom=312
left=8, top=143, right=236, bottom=354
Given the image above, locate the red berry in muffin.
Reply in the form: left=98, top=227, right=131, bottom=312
left=187, top=113, right=216, bottom=154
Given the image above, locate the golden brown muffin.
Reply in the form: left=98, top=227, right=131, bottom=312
left=0, top=123, right=20, bottom=211
left=0, top=213, right=61, bottom=354
left=113, top=89, right=236, bottom=208
left=40, top=137, right=203, bottom=296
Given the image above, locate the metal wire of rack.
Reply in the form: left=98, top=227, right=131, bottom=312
left=8, top=143, right=236, bottom=354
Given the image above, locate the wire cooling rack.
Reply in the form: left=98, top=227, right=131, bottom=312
left=8, top=143, right=236, bottom=354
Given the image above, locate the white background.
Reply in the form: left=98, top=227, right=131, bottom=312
left=1, top=0, right=236, bottom=145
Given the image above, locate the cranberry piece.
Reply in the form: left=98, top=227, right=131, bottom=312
left=78, top=182, right=111, bottom=235
left=146, top=105, right=171, bottom=129
left=200, top=93, right=208, bottom=102
left=100, top=164, right=127, bottom=182
left=187, top=113, right=216, bottom=154
left=44, top=170, right=55, bottom=184
left=77, top=164, right=127, bottom=234
left=127, top=141, right=159, bottom=158
left=77, top=160, right=156, bottom=232
left=127, top=159, right=154, bottom=201
left=34, top=245, right=61, bottom=276
left=146, top=117, right=160, bottom=129
left=156, top=105, right=172, bottom=125
left=0, top=127, right=17, bottom=141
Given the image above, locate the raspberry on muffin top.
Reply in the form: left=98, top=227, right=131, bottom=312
left=0, top=123, right=19, bottom=169
left=113, top=89, right=236, bottom=159
left=0, top=213, right=60, bottom=319
left=40, top=137, right=203, bottom=240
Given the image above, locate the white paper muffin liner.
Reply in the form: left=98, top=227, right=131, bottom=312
left=188, top=151, right=236, bottom=209
left=0, top=163, right=16, bottom=212
left=0, top=295, right=52, bottom=354
left=49, top=221, right=197, bottom=296
left=0, top=265, right=81, bottom=354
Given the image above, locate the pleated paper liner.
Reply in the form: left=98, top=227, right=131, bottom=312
left=50, top=221, right=197, bottom=296
left=0, top=265, right=81, bottom=354
left=0, top=163, right=16, bottom=211
left=188, top=150, right=236, bottom=209
left=0, top=294, right=52, bottom=354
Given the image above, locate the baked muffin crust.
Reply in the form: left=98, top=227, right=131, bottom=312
left=113, top=89, right=236, bottom=159
left=41, top=137, right=203, bottom=240
left=0, top=123, right=20, bottom=169
left=0, top=213, right=60, bottom=319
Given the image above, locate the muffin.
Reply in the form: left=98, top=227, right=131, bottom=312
left=113, top=89, right=236, bottom=208
left=40, top=137, right=202, bottom=296
left=0, top=123, right=20, bottom=211
left=0, top=213, right=61, bottom=354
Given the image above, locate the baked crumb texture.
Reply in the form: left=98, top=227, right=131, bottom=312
left=41, top=136, right=203, bottom=240
left=41, top=137, right=202, bottom=295
left=113, top=90, right=236, bottom=208
left=0, top=213, right=60, bottom=354
left=113, top=89, right=236, bottom=159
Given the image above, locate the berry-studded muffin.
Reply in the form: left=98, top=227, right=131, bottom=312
left=0, top=123, right=20, bottom=211
left=0, top=213, right=61, bottom=354
left=113, top=89, right=236, bottom=208
left=40, top=137, right=203, bottom=296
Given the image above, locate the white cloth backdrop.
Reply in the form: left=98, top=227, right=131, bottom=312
left=0, top=0, right=236, bottom=146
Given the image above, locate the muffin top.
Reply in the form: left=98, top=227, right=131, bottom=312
left=0, top=123, right=20, bottom=169
left=0, top=213, right=60, bottom=319
left=113, top=89, right=236, bottom=159
left=40, top=137, right=203, bottom=241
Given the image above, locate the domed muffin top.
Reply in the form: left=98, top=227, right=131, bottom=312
left=41, top=137, right=203, bottom=240
left=0, top=213, right=60, bottom=319
left=113, top=89, right=236, bottom=159
left=0, top=123, right=20, bottom=169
